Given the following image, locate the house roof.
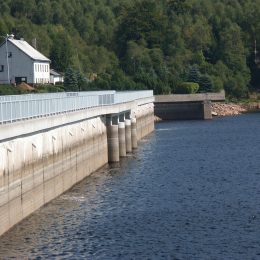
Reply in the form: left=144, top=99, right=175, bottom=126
left=7, top=38, right=50, bottom=62
left=50, top=69, right=63, bottom=76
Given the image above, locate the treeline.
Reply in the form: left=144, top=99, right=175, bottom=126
left=0, top=0, right=260, bottom=97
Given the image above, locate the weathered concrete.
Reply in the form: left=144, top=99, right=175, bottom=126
left=107, top=125, right=120, bottom=163
left=135, top=103, right=155, bottom=140
left=0, top=117, right=108, bottom=236
left=155, top=90, right=225, bottom=103
left=131, top=118, right=137, bottom=149
left=125, top=119, right=132, bottom=153
left=154, top=102, right=209, bottom=120
left=0, top=96, right=155, bottom=237
left=203, top=101, right=213, bottom=120
left=154, top=92, right=224, bottom=120
left=118, top=122, right=126, bottom=157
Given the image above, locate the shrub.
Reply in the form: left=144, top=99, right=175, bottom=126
left=0, top=84, right=20, bottom=95
left=36, top=84, right=64, bottom=93
left=175, top=82, right=199, bottom=94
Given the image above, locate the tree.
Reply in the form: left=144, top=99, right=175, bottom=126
left=187, top=65, right=201, bottom=83
left=49, top=32, right=73, bottom=72
left=116, top=0, right=167, bottom=56
left=64, top=68, right=78, bottom=91
left=167, top=0, right=190, bottom=16
left=199, top=74, right=213, bottom=92
left=0, top=0, right=259, bottom=97
left=75, top=70, right=88, bottom=91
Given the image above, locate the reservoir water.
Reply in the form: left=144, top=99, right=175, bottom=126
left=0, top=114, right=260, bottom=259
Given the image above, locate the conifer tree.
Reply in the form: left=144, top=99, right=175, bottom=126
left=64, top=68, right=78, bottom=91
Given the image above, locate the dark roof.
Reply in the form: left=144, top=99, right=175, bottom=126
left=50, top=69, right=62, bottom=76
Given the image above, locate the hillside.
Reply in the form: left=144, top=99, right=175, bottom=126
left=0, top=0, right=260, bottom=97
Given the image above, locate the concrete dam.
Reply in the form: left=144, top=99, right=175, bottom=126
left=0, top=91, right=154, bottom=236
left=154, top=91, right=225, bottom=120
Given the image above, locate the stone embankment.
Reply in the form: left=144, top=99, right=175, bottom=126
left=212, top=102, right=260, bottom=117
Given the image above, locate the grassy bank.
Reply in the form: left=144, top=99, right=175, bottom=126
left=0, top=84, right=64, bottom=95
left=0, top=85, right=21, bottom=95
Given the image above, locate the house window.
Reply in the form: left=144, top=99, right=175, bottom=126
left=8, top=52, right=12, bottom=58
left=0, top=65, right=4, bottom=72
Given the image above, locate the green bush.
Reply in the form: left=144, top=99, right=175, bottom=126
left=35, top=84, right=64, bottom=93
left=0, top=85, right=20, bottom=95
left=175, top=82, right=199, bottom=94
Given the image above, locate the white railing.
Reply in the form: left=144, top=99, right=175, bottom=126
left=114, top=90, right=153, bottom=103
left=0, top=91, right=116, bottom=102
left=0, top=90, right=153, bottom=124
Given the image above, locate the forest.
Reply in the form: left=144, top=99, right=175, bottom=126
left=0, top=0, right=260, bottom=97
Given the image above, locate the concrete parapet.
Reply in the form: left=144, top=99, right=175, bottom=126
left=155, top=90, right=225, bottom=103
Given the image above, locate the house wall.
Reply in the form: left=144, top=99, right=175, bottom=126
left=50, top=75, right=63, bottom=85
left=0, top=41, right=11, bottom=84
left=34, top=62, right=50, bottom=84
left=0, top=40, right=50, bottom=84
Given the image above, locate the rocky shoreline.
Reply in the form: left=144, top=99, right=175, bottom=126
left=212, top=102, right=260, bottom=117
left=154, top=101, right=260, bottom=121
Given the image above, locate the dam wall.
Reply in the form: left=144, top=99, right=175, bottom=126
left=154, top=91, right=225, bottom=120
left=0, top=92, right=154, bottom=236
left=154, top=101, right=212, bottom=120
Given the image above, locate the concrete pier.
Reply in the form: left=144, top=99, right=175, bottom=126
left=203, top=100, right=212, bottom=120
left=118, top=122, right=126, bottom=157
left=107, top=124, right=120, bottom=163
left=131, top=118, right=138, bottom=149
left=125, top=119, right=132, bottom=153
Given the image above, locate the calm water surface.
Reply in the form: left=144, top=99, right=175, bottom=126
left=0, top=114, right=260, bottom=259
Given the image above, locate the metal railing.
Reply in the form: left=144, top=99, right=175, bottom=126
left=0, top=90, right=116, bottom=102
left=114, top=90, right=153, bottom=104
left=0, top=90, right=153, bottom=124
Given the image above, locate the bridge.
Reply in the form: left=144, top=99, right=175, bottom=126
left=154, top=90, right=225, bottom=120
left=0, top=90, right=154, bottom=236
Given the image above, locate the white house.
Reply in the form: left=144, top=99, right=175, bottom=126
left=50, top=69, right=64, bottom=85
left=0, top=34, right=50, bottom=84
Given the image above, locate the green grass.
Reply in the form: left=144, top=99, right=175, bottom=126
left=0, top=84, right=65, bottom=96
left=0, top=84, right=21, bottom=95
left=35, top=84, right=64, bottom=93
